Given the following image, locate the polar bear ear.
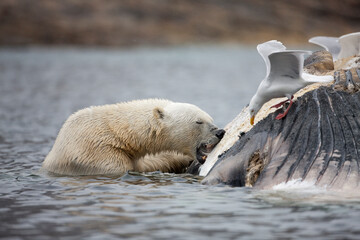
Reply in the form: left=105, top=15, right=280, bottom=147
left=153, top=107, right=165, bottom=120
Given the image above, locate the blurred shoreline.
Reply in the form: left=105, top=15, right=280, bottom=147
left=1, top=0, right=359, bottom=47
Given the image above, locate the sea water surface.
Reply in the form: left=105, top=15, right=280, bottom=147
left=1, top=46, right=360, bottom=240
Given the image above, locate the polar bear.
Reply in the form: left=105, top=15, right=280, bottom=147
left=42, top=99, right=225, bottom=175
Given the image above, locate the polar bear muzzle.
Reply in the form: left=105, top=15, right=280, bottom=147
left=196, top=128, right=225, bottom=164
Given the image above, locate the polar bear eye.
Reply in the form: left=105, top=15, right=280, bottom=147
left=196, top=120, right=203, bottom=124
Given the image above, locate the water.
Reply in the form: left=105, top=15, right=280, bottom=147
left=1, top=45, right=360, bottom=240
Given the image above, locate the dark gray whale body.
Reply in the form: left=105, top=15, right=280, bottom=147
left=202, top=81, right=360, bottom=190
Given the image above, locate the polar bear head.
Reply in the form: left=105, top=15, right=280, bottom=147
left=154, top=102, right=225, bottom=164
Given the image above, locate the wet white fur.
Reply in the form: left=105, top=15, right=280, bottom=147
left=43, top=99, right=218, bottom=175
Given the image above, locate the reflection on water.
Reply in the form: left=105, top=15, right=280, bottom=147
left=1, top=46, right=360, bottom=239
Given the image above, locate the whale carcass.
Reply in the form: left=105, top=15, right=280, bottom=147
left=195, top=51, right=360, bottom=192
